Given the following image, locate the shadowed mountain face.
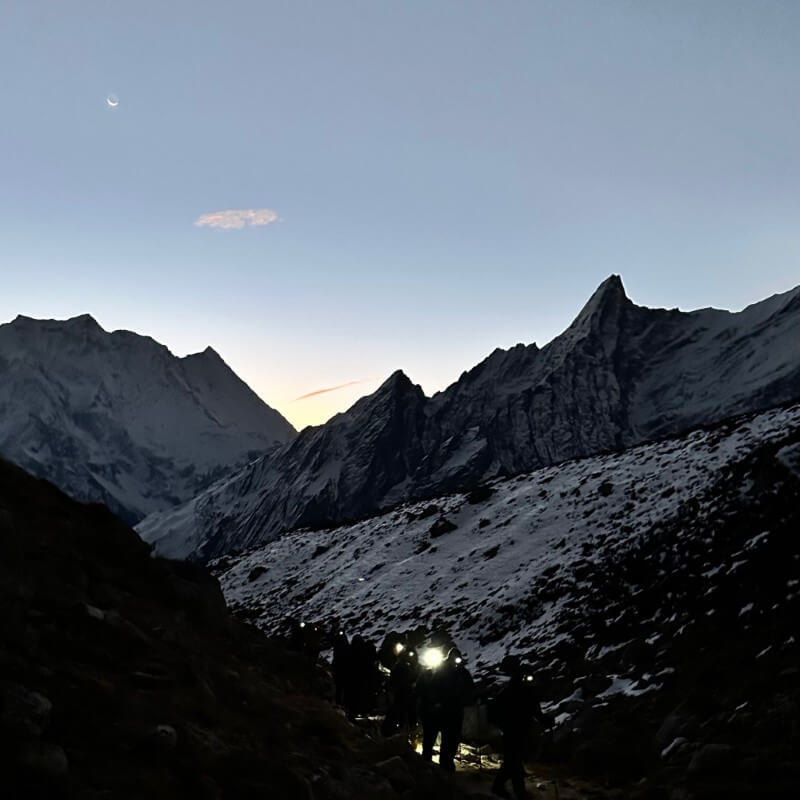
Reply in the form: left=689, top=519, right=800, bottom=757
left=0, top=458, right=469, bottom=800
left=0, top=315, right=295, bottom=522
left=139, top=276, right=800, bottom=562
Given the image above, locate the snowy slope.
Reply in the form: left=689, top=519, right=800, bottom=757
left=216, top=403, right=800, bottom=786
left=139, top=277, right=800, bottom=560
left=217, top=403, right=800, bottom=679
left=0, top=314, right=295, bottom=521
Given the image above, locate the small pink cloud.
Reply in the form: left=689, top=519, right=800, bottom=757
left=295, top=380, right=367, bottom=401
left=194, top=208, right=279, bottom=230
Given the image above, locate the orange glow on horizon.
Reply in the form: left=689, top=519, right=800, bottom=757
left=259, top=378, right=384, bottom=431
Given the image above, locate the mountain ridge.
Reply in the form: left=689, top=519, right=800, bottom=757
left=0, top=314, right=296, bottom=522
left=138, top=276, right=800, bottom=560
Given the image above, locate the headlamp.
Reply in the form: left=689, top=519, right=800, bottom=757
left=394, top=642, right=406, bottom=655
left=420, top=646, right=445, bottom=669
left=526, top=675, right=534, bottom=682
left=455, top=657, right=463, bottom=665
left=299, top=622, right=306, bottom=628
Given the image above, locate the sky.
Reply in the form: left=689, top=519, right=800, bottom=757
left=1, top=1, right=799, bottom=430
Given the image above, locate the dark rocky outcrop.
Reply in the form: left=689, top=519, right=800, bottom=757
left=0, top=458, right=465, bottom=799
left=529, top=432, right=800, bottom=798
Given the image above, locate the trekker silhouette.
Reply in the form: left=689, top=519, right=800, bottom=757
left=347, top=635, right=379, bottom=719
left=383, top=646, right=420, bottom=735
left=490, top=655, right=550, bottom=800
left=332, top=630, right=351, bottom=707
left=418, top=646, right=474, bottom=771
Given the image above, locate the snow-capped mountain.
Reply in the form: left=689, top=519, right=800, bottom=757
left=139, top=276, right=800, bottom=561
left=0, top=314, right=295, bottom=522
left=216, top=403, right=800, bottom=793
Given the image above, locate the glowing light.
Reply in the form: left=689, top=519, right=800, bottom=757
left=455, top=657, right=463, bottom=665
left=299, top=622, right=306, bottom=628
left=420, top=647, right=445, bottom=669
left=526, top=675, right=534, bottom=682
left=394, top=642, right=406, bottom=655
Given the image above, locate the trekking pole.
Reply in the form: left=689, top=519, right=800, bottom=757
left=553, top=778, right=559, bottom=800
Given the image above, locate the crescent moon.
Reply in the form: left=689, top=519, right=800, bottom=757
left=106, top=96, right=119, bottom=108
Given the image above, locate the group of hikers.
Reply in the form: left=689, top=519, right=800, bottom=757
left=287, top=619, right=552, bottom=799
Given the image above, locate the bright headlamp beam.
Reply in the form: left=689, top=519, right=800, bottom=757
left=420, top=647, right=445, bottom=669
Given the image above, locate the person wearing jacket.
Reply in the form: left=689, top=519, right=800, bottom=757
left=490, top=655, right=550, bottom=799
left=418, top=647, right=473, bottom=772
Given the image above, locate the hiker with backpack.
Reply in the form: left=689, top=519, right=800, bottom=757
left=489, top=655, right=551, bottom=799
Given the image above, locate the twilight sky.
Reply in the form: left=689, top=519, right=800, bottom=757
left=1, top=1, right=799, bottom=429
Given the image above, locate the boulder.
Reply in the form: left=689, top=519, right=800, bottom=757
left=655, top=703, right=696, bottom=749
left=660, top=736, right=691, bottom=762
left=16, top=741, right=69, bottom=779
left=0, top=683, right=52, bottom=737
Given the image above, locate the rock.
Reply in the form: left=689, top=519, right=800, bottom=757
left=418, top=504, right=440, bottom=519
left=84, top=603, right=106, bottom=621
left=374, top=755, right=415, bottom=791
left=655, top=703, right=696, bottom=748
left=581, top=674, right=613, bottom=697
left=688, top=743, right=737, bottom=775
left=466, top=485, right=495, bottom=504
left=661, top=736, right=691, bottom=761
left=429, top=517, right=457, bottom=538
left=248, top=566, right=268, bottom=582
left=17, top=741, right=69, bottom=779
left=598, top=480, right=615, bottom=497
left=0, top=683, right=52, bottom=737
left=143, top=723, right=179, bottom=755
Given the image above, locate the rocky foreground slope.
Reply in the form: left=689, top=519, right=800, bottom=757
left=139, top=276, right=800, bottom=561
left=0, top=314, right=295, bottom=522
left=0, top=457, right=466, bottom=800
left=218, top=403, right=800, bottom=798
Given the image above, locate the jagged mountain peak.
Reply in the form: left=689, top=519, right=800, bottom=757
left=376, top=369, right=417, bottom=394
left=182, top=344, right=228, bottom=366
left=567, top=273, right=630, bottom=332
left=65, top=312, right=103, bottom=328
left=347, top=370, right=424, bottom=416
left=361, top=371, right=427, bottom=428
left=446, top=342, right=540, bottom=397
left=140, top=278, right=800, bottom=561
